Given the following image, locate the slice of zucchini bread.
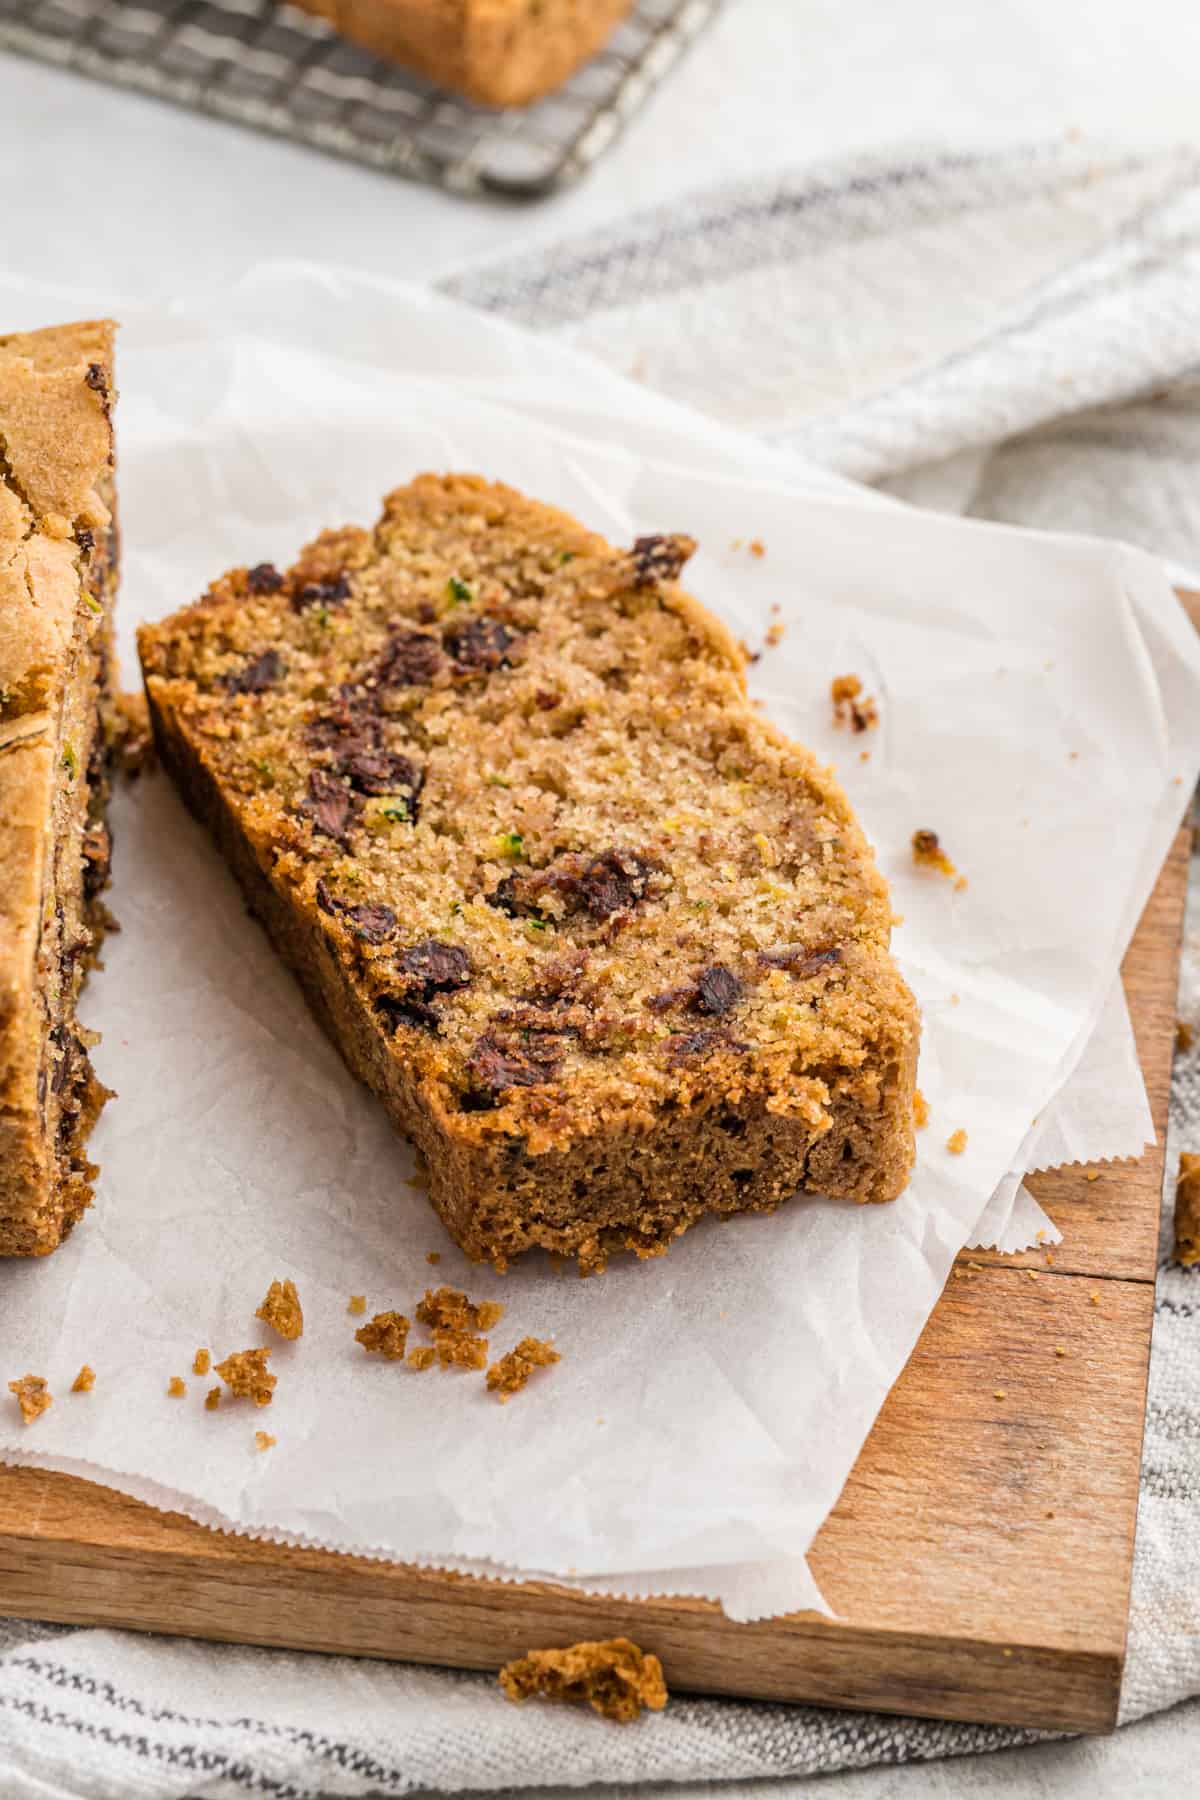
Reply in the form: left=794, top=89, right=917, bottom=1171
left=139, top=474, right=918, bottom=1273
left=0, top=321, right=119, bottom=1256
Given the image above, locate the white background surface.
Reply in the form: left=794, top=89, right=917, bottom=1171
left=4, top=0, right=1200, bottom=1792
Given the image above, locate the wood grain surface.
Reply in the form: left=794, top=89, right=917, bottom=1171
left=0, top=833, right=1189, bottom=1736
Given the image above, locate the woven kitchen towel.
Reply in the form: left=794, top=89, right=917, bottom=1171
left=4, top=138, right=1200, bottom=1800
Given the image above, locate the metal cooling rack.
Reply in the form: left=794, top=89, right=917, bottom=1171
left=0, top=0, right=718, bottom=198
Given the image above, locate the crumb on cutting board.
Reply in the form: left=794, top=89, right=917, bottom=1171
left=487, top=1337, right=561, bottom=1402
left=215, top=1347, right=276, bottom=1406
left=499, top=1638, right=667, bottom=1723
left=71, top=1365, right=95, bottom=1394
left=8, top=1374, right=51, bottom=1424
left=256, top=1277, right=304, bottom=1341
left=355, top=1311, right=410, bottom=1360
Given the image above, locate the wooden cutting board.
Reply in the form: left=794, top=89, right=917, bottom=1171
left=0, top=831, right=1188, bottom=1736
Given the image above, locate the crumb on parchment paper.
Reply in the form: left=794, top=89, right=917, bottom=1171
left=831, top=674, right=879, bottom=733
left=256, top=1277, right=303, bottom=1341
left=487, top=1337, right=561, bottom=1402
left=193, top=1348, right=211, bottom=1376
left=167, top=1376, right=186, bottom=1398
left=215, top=1347, right=276, bottom=1406
left=355, top=1311, right=410, bottom=1360
left=71, top=1365, right=95, bottom=1394
left=255, top=1431, right=276, bottom=1452
left=8, top=1374, right=51, bottom=1424
left=912, top=829, right=967, bottom=890
left=348, top=1295, right=366, bottom=1316
left=946, top=1129, right=968, bottom=1154
left=913, top=1089, right=929, bottom=1129
left=407, top=1346, right=437, bottom=1371
left=499, top=1638, right=667, bottom=1723
left=205, top=1387, right=221, bottom=1411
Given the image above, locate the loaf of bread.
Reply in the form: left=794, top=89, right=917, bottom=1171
left=286, top=0, right=635, bottom=107
left=139, top=474, right=918, bottom=1273
left=0, top=321, right=118, bottom=1256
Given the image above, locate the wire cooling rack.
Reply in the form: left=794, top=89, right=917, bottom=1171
left=0, top=0, right=718, bottom=198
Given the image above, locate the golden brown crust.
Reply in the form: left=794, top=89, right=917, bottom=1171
left=0, top=319, right=118, bottom=1257
left=139, top=473, right=919, bottom=1273
left=287, top=0, right=635, bottom=107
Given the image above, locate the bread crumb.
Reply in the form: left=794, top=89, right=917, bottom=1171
left=434, top=1330, right=489, bottom=1371
left=205, top=1387, right=221, bottom=1411
left=348, top=1295, right=367, bottom=1315
left=1025, top=1269, right=1039, bottom=1281
left=1089, top=1293, right=1100, bottom=1306
left=112, top=690, right=156, bottom=778
left=167, top=1376, right=186, bottom=1398
left=1054, top=1346, right=1067, bottom=1357
left=426, top=1251, right=441, bottom=1266
left=499, top=1638, right=667, bottom=1723
left=416, top=1287, right=505, bottom=1334
left=1177, top=1021, right=1195, bottom=1052
left=8, top=1374, right=51, bottom=1424
left=912, top=829, right=965, bottom=887
left=913, top=1089, right=930, bottom=1129
left=487, top=1337, right=561, bottom=1401
left=994, top=1389, right=1006, bottom=1400
left=1045, top=1250, right=1055, bottom=1265
left=355, top=1312, right=410, bottom=1360
left=71, top=1365, right=95, bottom=1394
left=749, top=539, right=765, bottom=558
left=215, top=1347, right=276, bottom=1406
left=256, top=1277, right=303, bottom=1341
left=407, top=1346, right=437, bottom=1371
left=831, top=674, right=879, bottom=733
left=764, top=621, right=786, bottom=648
left=1085, top=1170, right=1099, bottom=1183
left=193, top=1348, right=211, bottom=1376
left=946, top=1129, right=968, bottom=1154
left=255, top=1430, right=276, bottom=1452
left=1176, top=1152, right=1200, bottom=1266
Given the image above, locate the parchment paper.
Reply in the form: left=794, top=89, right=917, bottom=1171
left=1, top=267, right=1196, bottom=1619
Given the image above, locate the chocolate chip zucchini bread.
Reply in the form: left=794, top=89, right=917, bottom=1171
left=0, top=321, right=118, bottom=1256
left=286, top=0, right=635, bottom=107
left=139, top=474, right=918, bottom=1272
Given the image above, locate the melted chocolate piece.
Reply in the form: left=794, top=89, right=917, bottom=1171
left=695, top=965, right=743, bottom=1016
left=225, top=649, right=285, bottom=696
left=297, top=769, right=359, bottom=843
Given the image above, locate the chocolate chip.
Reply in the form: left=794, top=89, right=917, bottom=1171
left=247, top=562, right=284, bottom=595
left=534, top=690, right=560, bottom=711
left=695, top=965, right=743, bottom=1016
left=375, top=994, right=442, bottom=1034
left=84, top=362, right=108, bottom=397
left=305, top=702, right=381, bottom=755
left=335, top=747, right=423, bottom=801
left=467, top=1030, right=563, bottom=1097
left=630, top=533, right=695, bottom=589
left=645, top=984, right=696, bottom=1014
left=757, top=945, right=842, bottom=978
left=225, top=649, right=285, bottom=696
left=315, top=878, right=340, bottom=916
left=488, top=848, right=660, bottom=924
left=297, top=769, right=359, bottom=843
left=372, top=629, right=443, bottom=688
left=416, top=601, right=438, bottom=624
left=346, top=903, right=397, bottom=944
left=445, top=617, right=515, bottom=673
left=397, top=940, right=471, bottom=995
left=291, top=574, right=351, bottom=612
left=75, top=526, right=95, bottom=555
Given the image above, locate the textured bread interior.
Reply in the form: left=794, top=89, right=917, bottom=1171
left=286, top=0, right=636, bottom=107
left=139, top=472, right=919, bottom=1272
left=0, top=320, right=118, bottom=1256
